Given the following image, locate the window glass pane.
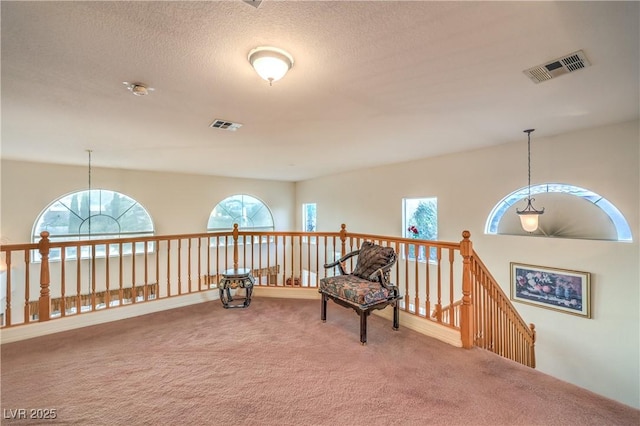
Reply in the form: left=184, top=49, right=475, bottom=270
left=208, top=194, right=274, bottom=232
left=303, top=203, right=316, bottom=232
left=485, top=183, right=632, bottom=242
left=119, top=204, right=154, bottom=233
left=403, top=197, right=438, bottom=261
left=32, top=190, right=155, bottom=260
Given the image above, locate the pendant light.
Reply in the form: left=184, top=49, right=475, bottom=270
left=516, top=129, right=544, bottom=232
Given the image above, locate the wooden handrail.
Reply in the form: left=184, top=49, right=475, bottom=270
left=0, top=226, right=535, bottom=367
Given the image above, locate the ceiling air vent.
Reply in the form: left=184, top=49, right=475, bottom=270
left=209, top=119, right=243, bottom=131
left=523, top=50, right=591, bottom=84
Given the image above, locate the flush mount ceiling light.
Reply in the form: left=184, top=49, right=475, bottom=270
left=122, top=82, right=154, bottom=96
left=248, top=46, right=294, bottom=86
left=516, top=129, right=545, bottom=232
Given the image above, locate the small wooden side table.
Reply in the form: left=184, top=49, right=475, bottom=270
left=219, top=268, right=254, bottom=309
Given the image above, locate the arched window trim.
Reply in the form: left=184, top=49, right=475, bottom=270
left=485, top=183, right=632, bottom=242
left=207, top=194, right=275, bottom=237
left=32, top=189, right=155, bottom=261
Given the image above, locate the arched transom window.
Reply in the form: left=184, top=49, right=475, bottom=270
left=207, top=194, right=274, bottom=232
left=33, top=189, right=155, bottom=260
left=485, top=183, right=632, bottom=242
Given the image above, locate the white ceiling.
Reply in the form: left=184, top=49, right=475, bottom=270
left=1, top=1, right=638, bottom=182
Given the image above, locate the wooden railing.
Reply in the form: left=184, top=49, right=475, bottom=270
left=470, top=252, right=536, bottom=367
left=0, top=225, right=535, bottom=367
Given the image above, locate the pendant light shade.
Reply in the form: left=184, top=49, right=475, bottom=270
left=248, top=46, right=294, bottom=86
left=516, top=129, right=544, bottom=232
left=518, top=201, right=543, bottom=232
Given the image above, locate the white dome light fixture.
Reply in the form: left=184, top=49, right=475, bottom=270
left=248, top=46, right=294, bottom=86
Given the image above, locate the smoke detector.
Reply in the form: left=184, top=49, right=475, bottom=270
left=523, top=50, right=591, bottom=84
left=210, top=119, right=243, bottom=131
left=123, top=82, right=155, bottom=96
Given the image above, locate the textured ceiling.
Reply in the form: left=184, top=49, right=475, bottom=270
left=1, top=1, right=638, bottom=181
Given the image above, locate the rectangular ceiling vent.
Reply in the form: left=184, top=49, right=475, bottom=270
left=523, top=50, right=591, bottom=84
left=210, top=119, right=243, bottom=132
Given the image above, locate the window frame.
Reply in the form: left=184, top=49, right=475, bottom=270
left=402, top=197, right=438, bottom=262
left=32, top=189, right=155, bottom=261
left=302, top=203, right=317, bottom=243
left=485, top=183, right=632, bottom=242
left=207, top=194, right=275, bottom=233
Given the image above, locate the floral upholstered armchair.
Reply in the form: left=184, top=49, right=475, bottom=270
left=319, top=241, right=400, bottom=345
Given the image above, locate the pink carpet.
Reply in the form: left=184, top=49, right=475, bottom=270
left=1, top=297, right=638, bottom=425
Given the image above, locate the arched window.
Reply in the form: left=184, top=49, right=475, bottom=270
left=33, top=189, right=155, bottom=260
left=485, top=183, right=632, bottom=242
left=207, top=194, right=274, bottom=232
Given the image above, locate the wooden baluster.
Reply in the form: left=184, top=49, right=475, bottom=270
left=258, top=234, right=263, bottom=286
left=104, top=245, right=110, bottom=309
left=404, top=241, right=409, bottom=311
left=188, top=239, right=192, bottom=294
left=166, top=240, right=171, bottom=297
left=177, top=239, right=182, bottom=296
left=91, top=243, right=96, bottom=310
left=529, top=323, right=536, bottom=368
left=60, top=248, right=66, bottom=316
left=448, top=248, right=454, bottom=326
left=459, top=230, right=473, bottom=349
left=283, top=235, right=288, bottom=285
left=197, top=238, right=202, bottom=291
left=23, top=250, right=30, bottom=323
left=232, top=224, right=239, bottom=270
left=76, top=245, right=81, bottom=313
left=3, top=252, right=12, bottom=326
left=155, top=240, right=160, bottom=298
left=299, top=235, right=303, bottom=287
left=414, top=242, right=419, bottom=315
left=37, top=231, right=51, bottom=322
left=425, top=245, right=431, bottom=318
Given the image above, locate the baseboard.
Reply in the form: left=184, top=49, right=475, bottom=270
left=373, top=307, right=462, bottom=348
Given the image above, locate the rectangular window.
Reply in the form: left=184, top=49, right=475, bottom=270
left=403, top=197, right=437, bottom=262
left=302, top=203, right=317, bottom=243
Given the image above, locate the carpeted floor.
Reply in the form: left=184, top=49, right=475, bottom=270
left=1, top=297, right=638, bottom=425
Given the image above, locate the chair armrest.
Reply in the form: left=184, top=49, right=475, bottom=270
left=323, top=249, right=361, bottom=275
left=368, top=254, right=398, bottom=293
left=371, top=268, right=399, bottom=298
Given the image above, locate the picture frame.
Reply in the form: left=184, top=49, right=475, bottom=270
left=510, top=262, right=591, bottom=318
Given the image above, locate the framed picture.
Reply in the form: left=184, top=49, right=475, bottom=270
left=510, top=262, right=591, bottom=318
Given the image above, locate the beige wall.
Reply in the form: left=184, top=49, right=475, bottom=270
left=1, top=120, right=638, bottom=408
left=0, top=162, right=296, bottom=243
left=296, top=120, right=640, bottom=409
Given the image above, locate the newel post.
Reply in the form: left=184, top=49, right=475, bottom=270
left=38, top=231, right=51, bottom=322
left=232, top=223, right=239, bottom=270
left=459, top=230, right=473, bottom=348
left=529, top=323, right=537, bottom=368
left=339, top=224, right=347, bottom=257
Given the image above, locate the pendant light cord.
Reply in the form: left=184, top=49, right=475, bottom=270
left=524, top=129, right=534, bottom=200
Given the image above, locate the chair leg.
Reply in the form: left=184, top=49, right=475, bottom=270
left=321, top=293, right=327, bottom=322
left=393, top=301, right=399, bottom=330
left=359, top=311, right=368, bottom=345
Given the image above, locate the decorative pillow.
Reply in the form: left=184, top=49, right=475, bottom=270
left=352, top=241, right=395, bottom=281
